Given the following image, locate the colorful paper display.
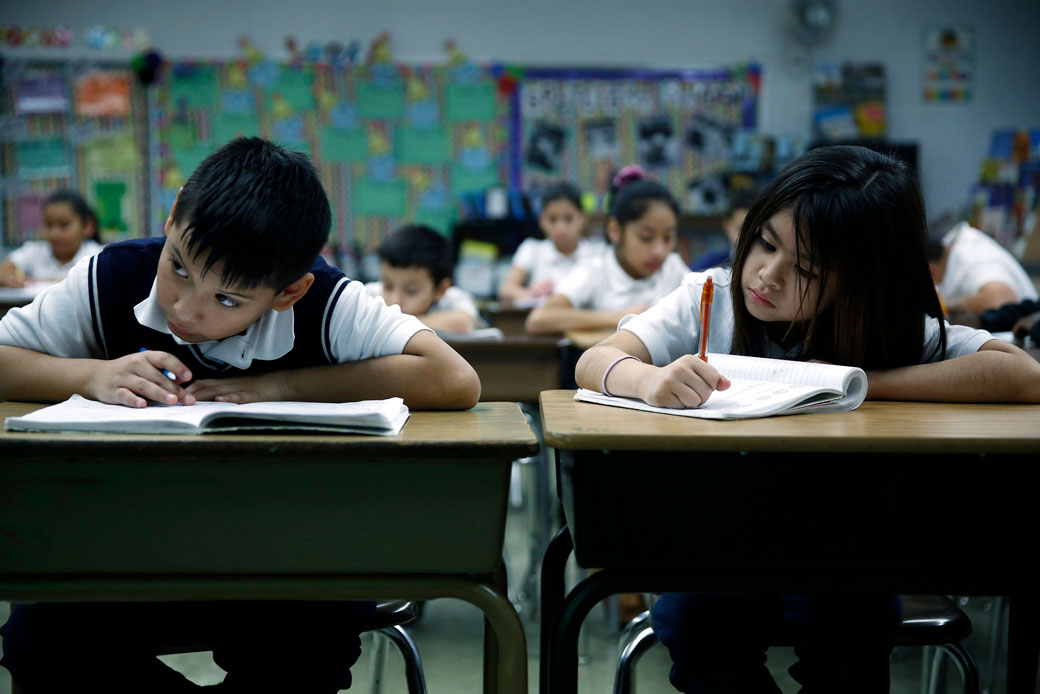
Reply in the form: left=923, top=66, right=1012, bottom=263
left=75, top=71, right=130, bottom=117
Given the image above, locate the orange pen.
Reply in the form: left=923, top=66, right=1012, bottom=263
left=699, top=277, right=713, bottom=362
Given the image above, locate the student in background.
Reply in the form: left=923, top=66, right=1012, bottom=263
left=0, top=190, right=102, bottom=287
left=927, top=220, right=1038, bottom=315
left=368, top=223, right=480, bottom=333
left=689, top=188, right=757, bottom=271
left=0, top=138, right=479, bottom=694
left=525, top=166, right=688, bottom=334
left=575, top=146, right=1040, bottom=694
left=498, top=181, right=602, bottom=301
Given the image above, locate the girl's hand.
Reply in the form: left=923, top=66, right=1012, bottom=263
left=528, top=279, right=555, bottom=298
left=638, top=354, right=731, bottom=408
left=86, top=351, right=194, bottom=408
left=186, top=372, right=290, bottom=404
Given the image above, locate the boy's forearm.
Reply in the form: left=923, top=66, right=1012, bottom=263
left=0, top=345, right=95, bottom=402
left=419, top=310, right=477, bottom=333
left=275, top=352, right=480, bottom=410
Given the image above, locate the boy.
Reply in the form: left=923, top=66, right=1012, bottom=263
left=367, top=224, right=480, bottom=333
left=0, top=138, right=480, bottom=693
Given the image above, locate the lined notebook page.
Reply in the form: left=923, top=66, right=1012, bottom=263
left=709, top=353, right=856, bottom=391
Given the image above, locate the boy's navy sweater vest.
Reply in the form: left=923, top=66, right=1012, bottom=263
left=87, top=237, right=349, bottom=378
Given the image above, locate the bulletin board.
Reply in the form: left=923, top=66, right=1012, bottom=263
left=516, top=64, right=760, bottom=210
left=154, top=60, right=512, bottom=254
left=0, top=59, right=149, bottom=246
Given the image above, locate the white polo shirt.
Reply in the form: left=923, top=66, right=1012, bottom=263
left=0, top=255, right=429, bottom=368
left=554, top=250, right=689, bottom=311
left=4, top=240, right=103, bottom=282
left=939, top=223, right=1038, bottom=304
left=510, top=237, right=606, bottom=288
left=620, top=268, right=996, bottom=367
left=365, top=282, right=480, bottom=320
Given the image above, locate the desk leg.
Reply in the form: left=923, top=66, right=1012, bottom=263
left=540, top=526, right=574, bottom=694
left=1008, top=593, right=1040, bottom=694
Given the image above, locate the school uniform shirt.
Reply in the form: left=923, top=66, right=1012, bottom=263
left=554, top=250, right=689, bottom=312
left=0, top=238, right=428, bottom=374
left=364, top=282, right=480, bottom=320
left=510, top=237, right=606, bottom=287
left=4, top=239, right=102, bottom=281
left=619, top=267, right=997, bottom=367
left=939, top=223, right=1038, bottom=304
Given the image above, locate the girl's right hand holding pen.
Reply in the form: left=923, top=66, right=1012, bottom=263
left=637, top=354, right=731, bottom=409
left=85, top=350, right=195, bottom=408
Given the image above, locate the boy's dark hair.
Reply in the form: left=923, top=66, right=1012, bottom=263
left=171, top=137, right=331, bottom=290
left=45, top=190, right=98, bottom=240
left=377, top=224, right=454, bottom=285
left=608, top=168, right=681, bottom=228
left=730, top=145, right=945, bottom=370
left=540, top=181, right=583, bottom=212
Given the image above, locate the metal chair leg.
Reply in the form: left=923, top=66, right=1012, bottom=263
left=378, top=624, right=428, bottom=694
left=613, top=612, right=658, bottom=694
left=938, top=641, right=982, bottom=694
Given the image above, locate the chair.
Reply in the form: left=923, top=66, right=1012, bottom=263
left=612, top=595, right=980, bottom=694
left=10, top=600, right=426, bottom=694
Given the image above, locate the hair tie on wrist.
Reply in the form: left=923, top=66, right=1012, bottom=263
left=601, top=354, right=642, bottom=397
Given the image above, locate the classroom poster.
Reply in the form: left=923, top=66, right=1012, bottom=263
left=517, top=65, right=760, bottom=211
left=923, top=25, right=974, bottom=102
left=154, top=60, right=511, bottom=253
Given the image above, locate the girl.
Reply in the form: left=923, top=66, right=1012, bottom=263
left=576, top=145, right=1040, bottom=693
left=498, top=181, right=602, bottom=302
left=525, top=167, right=688, bottom=334
left=0, top=190, right=101, bottom=288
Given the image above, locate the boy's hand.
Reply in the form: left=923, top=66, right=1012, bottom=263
left=87, top=351, right=194, bottom=408
left=0, top=264, right=25, bottom=288
left=186, top=372, right=290, bottom=404
left=638, top=354, right=731, bottom=409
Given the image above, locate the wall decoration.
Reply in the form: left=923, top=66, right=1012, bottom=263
left=923, top=25, right=974, bottom=102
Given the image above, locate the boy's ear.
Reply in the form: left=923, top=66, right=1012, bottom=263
left=272, top=272, right=315, bottom=311
left=606, top=217, right=622, bottom=245
left=163, top=187, right=183, bottom=236
left=433, top=277, right=452, bottom=302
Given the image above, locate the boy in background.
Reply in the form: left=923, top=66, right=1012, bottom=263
left=368, top=224, right=480, bottom=334
left=0, top=138, right=479, bottom=693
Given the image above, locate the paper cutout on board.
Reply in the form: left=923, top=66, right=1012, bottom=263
left=356, top=179, right=407, bottom=217
left=407, top=100, right=439, bottom=129
left=16, top=76, right=67, bottom=115
left=248, top=61, right=279, bottom=88
left=445, top=83, right=496, bottom=122
left=220, top=89, right=254, bottom=114
left=320, top=127, right=367, bottom=163
left=167, top=123, right=197, bottom=150
left=169, top=68, right=218, bottom=109
left=16, top=193, right=47, bottom=234
left=419, top=183, right=449, bottom=210
left=272, top=115, right=305, bottom=145
left=75, top=71, right=130, bottom=117
left=398, top=128, right=450, bottom=164
left=83, top=136, right=137, bottom=172
left=458, top=146, right=491, bottom=171
left=413, top=207, right=457, bottom=236
left=357, top=82, right=404, bottom=120
left=367, top=155, right=397, bottom=182
left=264, top=69, right=315, bottom=114
left=16, top=137, right=69, bottom=174
left=366, top=128, right=391, bottom=156
left=94, top=181, right=129, bottom=233
left=451, top=163, right=498, bottom=196
left=525, top=121, right=566, bottom=172
left=212, top=113, right=260, bottom=145
left=330, top=101, right=358, bottom=129
left=636, top=115, right=678, bottom=169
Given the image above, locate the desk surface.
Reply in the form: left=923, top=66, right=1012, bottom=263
left=562, top=329, right=613, bottom=351
left=1, top=400, right=539, bottom=460
left=540, top=389, right=1040, bottom=454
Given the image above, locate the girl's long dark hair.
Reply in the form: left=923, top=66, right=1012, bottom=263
left=730, top=145, right=945, bottom=370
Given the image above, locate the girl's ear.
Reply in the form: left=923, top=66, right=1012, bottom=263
left=272, top=272, right=315, bottom=311
left=606, top=217, right=622, bottom=245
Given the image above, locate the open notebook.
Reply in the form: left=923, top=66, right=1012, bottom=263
left=4, top=394, right=410, bottom=435
left=575, top=353, right=867, bottom=420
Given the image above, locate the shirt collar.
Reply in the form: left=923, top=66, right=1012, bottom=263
left=132, top=279, right=295, bottom=369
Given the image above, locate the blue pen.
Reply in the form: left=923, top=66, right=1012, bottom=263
left=139, top=348, right=177, bottom=381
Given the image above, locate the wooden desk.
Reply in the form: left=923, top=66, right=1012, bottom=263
left=0, top=287, right=39, bottom=318
left=481, top=300, right=535, bottom=336
left=0, top=401, right=539, bottom=694
left=448, top=335, right=569, bottom=402
left=537, top=390, right=1040, bottom=694
left=561, top=329, right=613, bottom=351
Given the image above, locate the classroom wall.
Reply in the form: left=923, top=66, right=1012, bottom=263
left=6, top=0, right=1039, bottom=217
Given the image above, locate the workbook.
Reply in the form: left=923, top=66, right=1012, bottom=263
left=4, top=394, right=410, bottom=435
left=575, top=353, right=867, bottom=420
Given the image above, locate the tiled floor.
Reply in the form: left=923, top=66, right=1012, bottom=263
left=0, top=469, right=1014, bottom=693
